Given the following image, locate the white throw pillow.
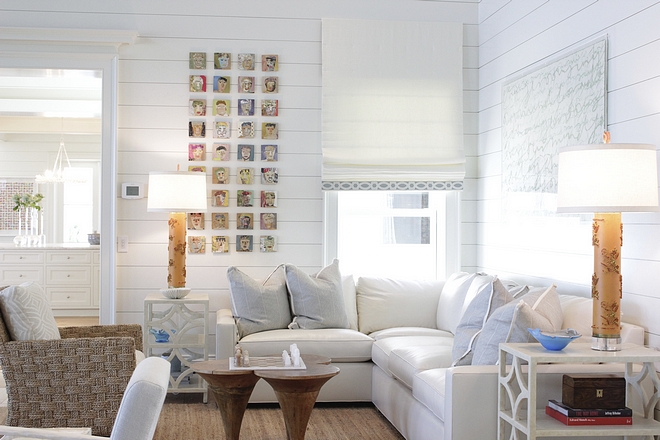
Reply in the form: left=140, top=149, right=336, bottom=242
left=342, top=274, right=359, bottom=331
left=436, top=272, right=478, bottom=334
left=285, top=259, right=349, bottom=330
left=452, top=277, right=513, bottom=366
left=227, top=265, right=292, bottom=338
left=471, top=285, right=563, bottom=365
left=356, top=277, right=444, bottom=334
left=0, top=282, right=60, bottom=341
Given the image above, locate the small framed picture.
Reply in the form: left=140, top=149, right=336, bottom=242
left=187, top=212, right=205, bottom=230
left=262, top=54, right=278, bottom=72
left=262, top=122, right=278, bottom=140
left=188, top=236, right=206, bottom=254
left=263, top=76, right=278, bottom=93
left=189, top=99, right=206, bottom=116
left=189, top=52, right=206, bottom=70
left=188, top=165, right=206, bottom=173
left=214, top=121, right=231, bottom=139
left=214, top=52, right=231, bottom=70
left=261, top=99, right=278, bottom=116
left=213, top=99, right=230, bottom=116
left=238, top=99, right=255, bottom=116
left=189, top=75, right=206, bottom=92
left=236, top=235, right=253, bottom=252
left=238, top=76, right=255, bottom=93
left=212, top=167, right=229, bottom=184
left=238, top=121, right=255, bottom=139
left=213, top=143, right=230, bottom=161
left=237, top=168, right=254, bottom=185
left=212, top=235, right=230, bottom=253
left=212, top=212, right=229, bottom=230
left=238, top=144, right=254, bottom=161
left=260, top=190, right=277, bottom=207
left=188, top=143, right=205, bottom=161
left=237, top=213, right=254, bottom=230
left=238, top=53, right=255, bottom=70
left=260, top=212, right=277, bottom=230
left=260, top=235, right=277, bottom=252
left=261, top=144, right=278, bottom=161
left=261, top=167, right=278, bottom=184
left=212, top=189, right=229, bottom=207
left=237, top=190, right=253, bottom=207
left=213, top=76, right=230, bottom=93
left=189, top=121, right=206, bottom=138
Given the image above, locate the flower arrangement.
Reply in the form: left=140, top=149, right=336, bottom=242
left=12, top=193, right=44, bottom=211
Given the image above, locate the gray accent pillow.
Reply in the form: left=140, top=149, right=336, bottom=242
left=285, top=259, right=349, bottom=330
left=0, top=282, right=60, bottom=341
left=227, top=265, right=292, bottom=338
left=452, top=276, right=513, bottom=366
left=471, top=285, right=563, bottom=365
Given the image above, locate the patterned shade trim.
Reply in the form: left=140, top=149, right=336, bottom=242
left=321, top=181, right=463, bottom=191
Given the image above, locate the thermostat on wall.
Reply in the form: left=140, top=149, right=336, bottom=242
left=122, top=183, right=144, bottom=199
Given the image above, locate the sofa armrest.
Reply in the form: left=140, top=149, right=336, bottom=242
left=216, top=308, right=238, bottom=361
left=621, top=321, right=644, bottom=346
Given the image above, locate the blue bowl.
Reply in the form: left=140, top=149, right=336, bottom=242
left=528, top=328, right=581, bottom=351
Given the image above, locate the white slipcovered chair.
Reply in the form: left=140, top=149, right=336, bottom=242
left=0, top=356, right=170, bottom=440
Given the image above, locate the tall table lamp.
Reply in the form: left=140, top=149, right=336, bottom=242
left=557, top=139, right=658, bottom=351
left=147, top=171, right=207, bottom=297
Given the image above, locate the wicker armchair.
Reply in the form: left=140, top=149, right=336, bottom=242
left=0, top=308, right=143, bottom=437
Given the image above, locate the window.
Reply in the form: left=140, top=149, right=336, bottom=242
left=61, top=166, right=98, bottom=243
left=326, top=191, right=459, bottom=280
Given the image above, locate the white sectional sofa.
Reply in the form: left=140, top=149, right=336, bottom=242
left=216, top=270, right=646, bottom=440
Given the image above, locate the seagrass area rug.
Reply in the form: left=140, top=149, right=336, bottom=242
left=153, top=394, right=405, bottom=440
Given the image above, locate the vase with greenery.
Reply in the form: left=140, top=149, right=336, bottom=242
left=12, top=193, right=44, bottom=246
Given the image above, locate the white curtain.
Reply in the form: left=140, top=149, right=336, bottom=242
left=321, top=19, right=465, bottom=191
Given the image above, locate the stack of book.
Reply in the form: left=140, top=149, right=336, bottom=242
left=545, top=399, right=633, bottom=426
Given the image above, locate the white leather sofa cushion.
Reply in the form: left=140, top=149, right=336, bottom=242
left=370, top=327, right=453, bottom=341
left=238, top=328, right=373, bottom=362
left=372, top=335, right=453, bottom=375
left=357, top=277, right=444, bottom=334
left=389, top=345, right=453, bottom=389
left=413, top=368, right=447, bottom=421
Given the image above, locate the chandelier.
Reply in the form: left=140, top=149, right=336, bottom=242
left=35, top=119, right=86, bottom=184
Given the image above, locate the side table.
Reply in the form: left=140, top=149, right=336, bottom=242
left=498, top=342, right=660, bottom=440
left=144, top=293, right=209, bottom=402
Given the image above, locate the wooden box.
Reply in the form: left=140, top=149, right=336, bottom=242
left=562, top=374, right=626, bottom=409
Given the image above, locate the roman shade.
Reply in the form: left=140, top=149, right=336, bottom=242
left=321, top=19, right=465, bottom=190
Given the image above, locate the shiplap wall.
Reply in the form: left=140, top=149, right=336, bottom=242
left=0, top=0, right=479, bottom=354
left=477, top=0, right=660, bottom=349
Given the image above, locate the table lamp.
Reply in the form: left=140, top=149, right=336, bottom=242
left=557, top=137, right=658, bottom=351
left=147, top=171, right=207, bottom=297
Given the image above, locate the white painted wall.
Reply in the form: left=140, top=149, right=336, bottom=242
left=0, top=0, right=479, bottom=354
left=477, top=0, right=660, bottom=349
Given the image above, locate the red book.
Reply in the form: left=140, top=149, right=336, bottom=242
left=545, top=406, right=632, bottom=426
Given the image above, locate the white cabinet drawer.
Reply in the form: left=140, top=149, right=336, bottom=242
left=0, top=266, right=44, bottom=284
left=47, top=287, right=91, bottom=308
left=46, top=267, right=91, bottom=285
left=93, top=251, right=100, bottom=264
left=0, top=251, right=44, bottom=264
left=46, top=251, right=91, bottom=265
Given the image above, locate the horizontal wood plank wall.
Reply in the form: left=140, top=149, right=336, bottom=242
left=0, top=0, right=480, bottom=355
left=477, top=0, right=660, bottom=349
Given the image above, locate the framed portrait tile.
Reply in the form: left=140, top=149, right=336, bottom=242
left=236, top=235, right=253, bottom=252
left=262, top=54, right=278, bottom=72
left=237, top=144, right=254, bottom=161
left=262, top=122, right=278, bottom=140
left=212, top=167, right=229, bottom=184
left=188, top=165, right=206, bottom=173
left=261, top=167, right=278, bottom=184
left=261, top=144, right=278, bottom=161
left=237, top=213, right=254, bottom=230
left=212, top=189, right=229, bottom=207
left=214, top=121, right=231, bottom=139
left=213, top=143, right=230, bottom=161
left=212, top=235, right=230, bottom=253
left=187, top=212, right=205, bottom=230
left=189, top=121, right=205, bottom=138
left=189, top=52, right=206, bottom=70
left=238, top=53, right=255, bottom=70
left=189, top=98, right=206, bottom=116
left=212, top=212, right=229, bottom=230
left=260, top=190, right=277, bottom=207
left=260, top=235, right=277, bottom=252
left=237, top=167, right=254, bottom=184
left=263, top=76, right=278, bottom=93
left=261, top=99, right=278, bottom=116
left=260, top=212, right=277, bottom=230
left=213, top=99, right=230, bottom=116
left=238, top=76, right=255, bottom=93
left=237, top=190, right=254, bottom=207
left=189, top=75, right=206, bottom=92
left=214, top=52, right=231, bottom=70
left=188, top=143, right=205, bottom=161
left=238, top=121, right=255, bottom=139
left=238, top=98, right=255, bottom=116
left=188, top=236, right=206, bottom=254
left=213, top=76, right=230, bottom=93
